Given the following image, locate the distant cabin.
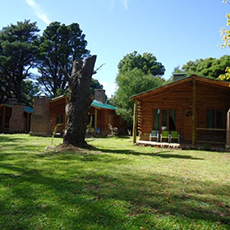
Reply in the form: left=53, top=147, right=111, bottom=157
left=30, top=89, right=126, bottom=136
left=0, top=99, right=33, bottom=133
left=131, top=75, right=230, bottom=149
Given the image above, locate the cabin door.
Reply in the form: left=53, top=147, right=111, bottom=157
left=184, top=109, right=192, bottom=141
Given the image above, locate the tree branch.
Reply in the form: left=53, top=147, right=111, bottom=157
left=93, top=63, right=105, bottom=74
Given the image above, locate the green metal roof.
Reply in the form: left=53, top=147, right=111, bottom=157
left=3, top=103, right=33, bottom=113
left=23, top=106, right=33, bottom=113
left=91, top=100, right=116, bottom=110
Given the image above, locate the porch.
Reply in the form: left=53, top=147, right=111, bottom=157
left=136, top=139, right=226, bottom=151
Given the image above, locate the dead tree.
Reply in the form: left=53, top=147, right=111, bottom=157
left=63, top=55, right=97, bottom=147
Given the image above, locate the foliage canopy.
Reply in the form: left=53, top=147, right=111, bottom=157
left=175, top=55, right=230, bottom=80
left=118, top=51, right=165, bottom=76
left=0, top=20, right=39, bottom=104
left=0, top=20, right=104, bottom=105
left=221, top=0, right=230, bottom=48
left=37, top=22, right=90, bottom=97
left=115, top=67, right=165, bottom=130
left=114, top=52, right=165, bottom=131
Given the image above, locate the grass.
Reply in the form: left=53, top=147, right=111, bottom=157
left=0, top=134, right=230, bottom=230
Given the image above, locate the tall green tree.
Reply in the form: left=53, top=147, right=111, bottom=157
left=37, top=22, right=90, bottom=97
left=115, top=52, right=165, bottom=132
left=115, top=67, right=165, bottom=132
left=118, top=51, right=165, bottom=76
left=0, top=20, right=39, bottom=103
left=176, top=55, right=230, bottom=79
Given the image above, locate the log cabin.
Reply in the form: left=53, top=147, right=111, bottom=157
left=0, top=99, right=33, bottom=133
left=30, top=89, right=126, bottom=136
left=131, top=75, right=230, bottom=149
left=88, top=99, right=127, bottom=136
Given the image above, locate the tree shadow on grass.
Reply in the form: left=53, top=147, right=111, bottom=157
left=0, top=158, right=229, bottom=229
left=0, top=135, right=25, bottom=143
left=90, top=147, right=204, bottom=160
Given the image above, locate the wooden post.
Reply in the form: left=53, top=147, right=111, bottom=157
left=226, top=109, right=230, bottom=150
left=89, top=114, right=93, bottom=131
left=26, top=113, right=30, bottom=132
left=2, top=105, right=6, bottom=133
left=94, top=108, right=98, bottom=135
left=192, top=79, right=197, bottom=146
left=133, top=101, right=138, bottom=144
left=2, top=106, right=6, bottom=131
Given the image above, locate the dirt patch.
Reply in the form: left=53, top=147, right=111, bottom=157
left=56, top=144, right=83, bottom=152
left=54, top=144, right=103, bottom=155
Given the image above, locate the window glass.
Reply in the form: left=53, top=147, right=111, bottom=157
left=162, top=110, right=168, bottom=130
left=169, top=110, right=176, bottom=131
left=60, top=114, right=64, bottom=124
left=207, top=110, right=214, bottom=128
left=216, top=110, right=224, bottom=129
left=56, top=114, right=60, bottom=124
left=153, top=109, right=177, bottom=131
left=153, top=109, right=160, bottom=130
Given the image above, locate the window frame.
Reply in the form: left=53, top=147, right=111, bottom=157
left=206, top=109, right=227, bottom=129
left=152, top=109, right=176, bottom=131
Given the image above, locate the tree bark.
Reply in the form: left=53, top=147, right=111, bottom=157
left=63, top=55, right=97, bottom=147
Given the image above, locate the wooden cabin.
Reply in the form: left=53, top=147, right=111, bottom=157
left=88, top=100, right=126, bottom=136
left=0, top=101, right=33, bottom=133
left=49, top=95, right=68, bottom=134
left=32, top=89, right=126, bottom=136
left=131, top=75, right=230, bottom=148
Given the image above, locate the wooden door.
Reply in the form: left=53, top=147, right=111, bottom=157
left=184, top=109, right=192, bottom=141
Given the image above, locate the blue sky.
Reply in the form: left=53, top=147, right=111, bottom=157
left=1, top=0, right=229, bottom=97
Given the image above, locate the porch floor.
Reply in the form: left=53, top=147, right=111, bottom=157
left=136, top=140, right=226, bottom=151
left=136, top=140, right=180, bottom=148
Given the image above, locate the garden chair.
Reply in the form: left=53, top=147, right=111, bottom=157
left=170, top=131, right=180, bottom=143
left=160, top=130, right=169, bottom=142
left=149, top=130, right=159, bottom=142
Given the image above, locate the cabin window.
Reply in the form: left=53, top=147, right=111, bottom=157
left=216, top=110, right=224, bottom=129
left=207, top=110, right=214, bottom=128
left=207, top=109, right=226, bottom=129
left=153, top=109, right=160, bottom=130
left=153, top=109, right=176, bottom=131
left=56, top=113, right=64, bottom=124
left=162, top=110, right=168, bottom=130
left=169, top=110, right=176, bottom=131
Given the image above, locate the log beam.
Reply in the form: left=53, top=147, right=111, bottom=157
left=226, top=109, right=230, bottom=150
left=133, top=101, right=138, bottom=144
left=192, top=79, right=197, bottom=146
left=2, top=106, right=6, bottom=131
left=94, top=108, right=98, bottom=135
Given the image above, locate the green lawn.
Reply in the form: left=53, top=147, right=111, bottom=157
left=0, top=134, right=230, bottom=230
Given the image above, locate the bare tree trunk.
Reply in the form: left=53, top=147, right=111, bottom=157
left=63, top=55, right=97, bottom=147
